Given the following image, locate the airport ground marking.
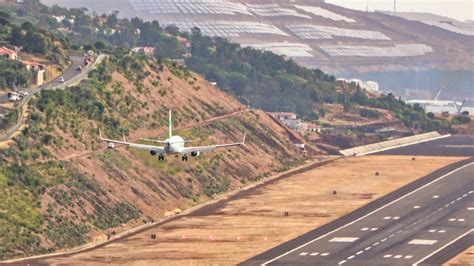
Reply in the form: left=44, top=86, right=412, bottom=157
left=261, top=162, right=474, bottom=265
left=413, top=228, right=474, bottom=266
left=408, top=239, right=438, bottom=245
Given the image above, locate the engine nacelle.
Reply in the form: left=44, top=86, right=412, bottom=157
left=191, top=151, right=200, bottom=157
left=107, top=143, right=115, bottom=150
left=150, top=150, right=158, bottom=156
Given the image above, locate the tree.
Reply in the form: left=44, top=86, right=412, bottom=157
left=0, top=11, right=10, bottom=26
left=23, top=31, right=51, bottom=54
left=94, top=41, right=106, bottom=51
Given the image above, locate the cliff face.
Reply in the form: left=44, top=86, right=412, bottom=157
left=0, top=56, right=305, bottom=259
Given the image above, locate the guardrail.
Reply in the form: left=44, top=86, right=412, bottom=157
left=339, top=132, right=451, bottom=157
left=0, top=54, right=108, bottom=143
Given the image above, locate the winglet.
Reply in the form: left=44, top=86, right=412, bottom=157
left=242, top=133, right=246, bottom=145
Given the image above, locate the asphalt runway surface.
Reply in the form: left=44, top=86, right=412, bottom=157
left=374, top=135, right=474, bottom=157
left=243, top=158, right=474, bottom=266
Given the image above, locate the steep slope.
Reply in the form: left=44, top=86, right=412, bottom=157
left=39, top=0, right=474, bottom=73
left=0, top=54, right=305, bottom=260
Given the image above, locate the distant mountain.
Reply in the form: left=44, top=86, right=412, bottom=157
left=41, top=0, right=474, bottom=75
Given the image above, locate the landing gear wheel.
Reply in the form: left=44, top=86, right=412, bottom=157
left=158, top=155, right=165, bottom=161
left=182, top=155, right=188, bottom=162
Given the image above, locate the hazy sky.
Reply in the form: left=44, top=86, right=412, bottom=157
left=325, top=0, right=474, bottom=22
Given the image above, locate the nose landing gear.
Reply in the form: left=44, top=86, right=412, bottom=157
left=181, top=155, right=188, bottom=161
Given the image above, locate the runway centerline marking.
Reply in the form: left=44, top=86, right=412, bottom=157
left=260, top=162, right=474, bottom=265
left=408, top=239, right=438, bottom=245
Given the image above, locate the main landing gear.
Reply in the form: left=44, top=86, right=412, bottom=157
left=158, top=154, right=165, bottom=161
left=182, top=154, right=188, bottom=161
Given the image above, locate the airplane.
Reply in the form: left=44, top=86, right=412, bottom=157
left=99, top=110, right=246, bottom=161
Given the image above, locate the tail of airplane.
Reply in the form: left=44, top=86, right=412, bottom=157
left=168, top=110, right=173, bottom=139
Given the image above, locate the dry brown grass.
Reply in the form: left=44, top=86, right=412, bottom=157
left=445, top=246, right=474, bottom=266
left=38, top=155, right=465, bottom=265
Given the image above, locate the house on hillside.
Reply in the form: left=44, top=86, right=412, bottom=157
left=267, top=112, right=297, bottom=121
left=0, top=46, right=18, bottom=60
left=21, top=60, right=45, bottom=86
left=132, top=47, right=155, bottom=56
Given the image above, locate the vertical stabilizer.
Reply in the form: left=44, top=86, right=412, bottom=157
left=168, top=110, right=173, bottom=139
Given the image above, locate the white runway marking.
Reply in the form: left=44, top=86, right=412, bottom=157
left=393, top=216, right=400, bottom=220
left=370, top=227, right=378, bottom=231
left=429, top=229, right=436, bottom=233
left=260, top=163, right=474, bottom=265
left=413, top=205, right=420, bottom=209
left=299, top=252, right=308, bottom=256
left=438, top=230, right=446, bottom=233
left=414, top=229, right=474, bottom=266
left=329, top=237, right=358, bottom=243
left=310, top=252, right=319, bottom=256
left=356, top=251, right=363, bottom=255
left=383, top=216, right=391, bottom=220
left=321, top=252, right=330, bottom=256
left=458, top=218, right=465, bottom=222
left=361, top=227, right=369, bottom=231
left=394, top=255, right=402, bottom=259
left=432, top=195, right=439, bottom=198
left=405, top=255, right=413, bottom=259
left=468, top=207, right=474, bottom=210
left=347, top=255, right=355, bottom=260
left=384, top=254, right=392, bottom=258
left=409, top=239, right=438, bottom=245
left=449, top=218, right=456, bottom=221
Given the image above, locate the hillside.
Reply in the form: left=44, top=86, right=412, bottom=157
left=0, top=54, right=306, bottom=260
left=38, top=0, right=474, bottom=74
left=0, top=2, right=465, bottom=260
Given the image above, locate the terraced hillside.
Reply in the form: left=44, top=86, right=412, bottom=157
left=40, top=0, right=474, bottom=74
left=0, top=54, right=306, bottom=260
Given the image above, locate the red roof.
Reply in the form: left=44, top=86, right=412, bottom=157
left=0, top=47, right=16, bottom=55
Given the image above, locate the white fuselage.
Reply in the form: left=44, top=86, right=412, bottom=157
left=166, top=135, right=185, bottom=154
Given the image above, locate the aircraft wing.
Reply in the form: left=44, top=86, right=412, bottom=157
left=179, top=134, right=246, bottom=154
left=99, top=130, right=165, bottom=153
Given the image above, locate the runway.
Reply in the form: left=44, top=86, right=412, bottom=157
left=374, top=135, right=474, bottom=157
left=243, top=158, right=474, bottom=265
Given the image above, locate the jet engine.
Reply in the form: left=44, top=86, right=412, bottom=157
left=107, top=143, right=115, bottom=150
left=191, top=151, right=200, bottom=157
left=150, top=150, right=158, bottom=156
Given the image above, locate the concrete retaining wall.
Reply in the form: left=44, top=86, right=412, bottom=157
left=340, top=132, right=451, bottom=157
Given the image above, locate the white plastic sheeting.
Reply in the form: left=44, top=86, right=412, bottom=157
left=294, top=5, right=355, bottom=23
left=320, top=44, right=433, bottom=57
left=161, top=21, right=289, bottom=38
left=241, top=42, right=314, bottom=57
left=129, top=0, right=252, bottom=16
left=246, top=4, right=311, bottom=19
left=286, top=24, right=390, bottom=40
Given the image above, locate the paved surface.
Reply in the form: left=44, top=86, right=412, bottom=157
left=374, top=135, right=474, bottom=157
left=0, top=55, right=84, bottom=104
left=243, top=158, right=474, bottom=266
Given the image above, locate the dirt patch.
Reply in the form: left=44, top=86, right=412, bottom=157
left=34, top=155, right=465, bottom=265
left=445, top=245, right=474, bottom=266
